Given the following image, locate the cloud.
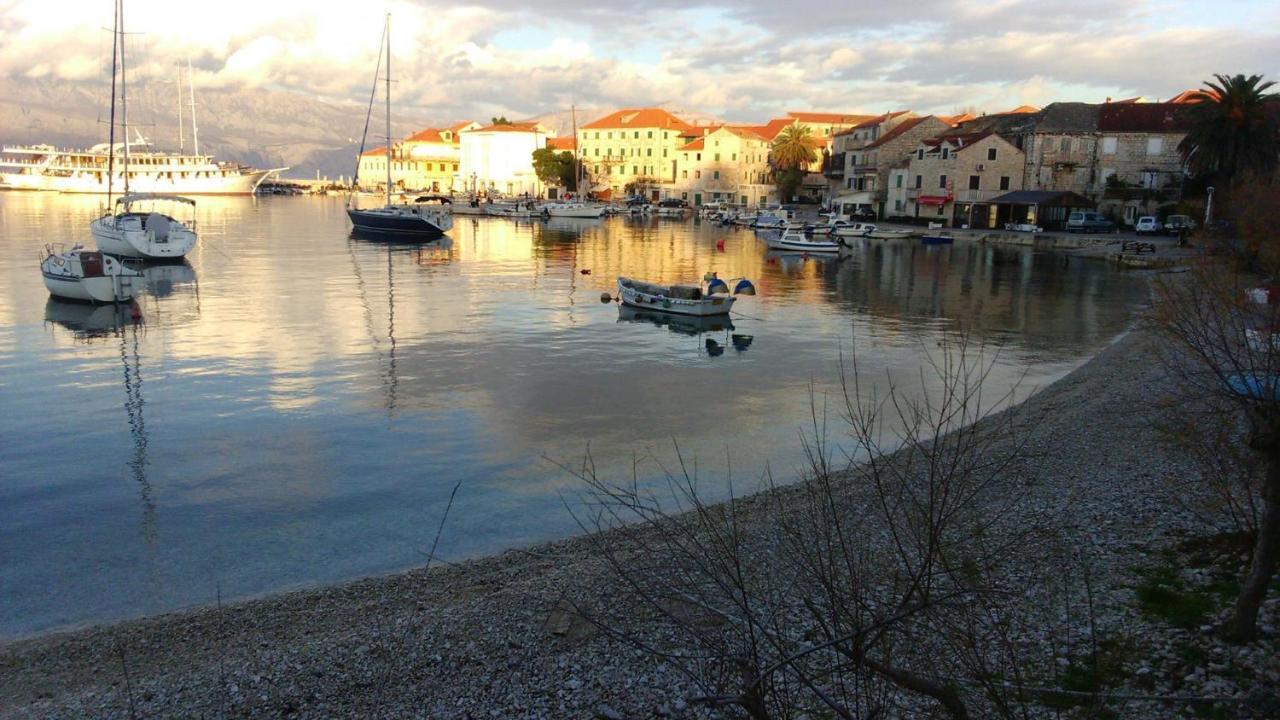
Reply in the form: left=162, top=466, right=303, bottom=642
left=1, top=0, right=1277, bottom=127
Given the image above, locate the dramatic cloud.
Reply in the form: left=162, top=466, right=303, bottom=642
left=1, top=0, right=1277, bottom=125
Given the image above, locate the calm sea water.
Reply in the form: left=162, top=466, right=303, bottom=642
left=0, top=193, right=1147, bottom=638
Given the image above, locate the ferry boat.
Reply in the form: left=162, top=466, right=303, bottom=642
left=0, top=141, right=282, bottom=195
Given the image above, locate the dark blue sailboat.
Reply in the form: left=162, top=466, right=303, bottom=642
left=347, top=15, right=453, bottom=240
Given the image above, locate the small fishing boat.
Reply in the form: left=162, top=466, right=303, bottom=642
left=41, top=244, right=142, bottom=303
left=543, top=201, right=606, bottom=219
left=752, top=212, right=787, bottom=230
left=91, top=194, right=199, bottom=260
left=766, top=224, right=840, bottom=253
left=866, top=228, right=914, bottom=240
left=921, top=233, right=955, bottom=245
left=616, top=273, right=754, bottom=317
left=835, top=221, right=877, bottom=237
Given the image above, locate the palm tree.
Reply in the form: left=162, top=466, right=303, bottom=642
left=771, top=124, right=817, bottom=171
left=1178, top=74, right=1279, bottom=184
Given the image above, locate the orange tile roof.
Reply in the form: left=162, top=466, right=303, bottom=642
left=997, top=105, right=1040, bottom=115
left=679, top=138, right=705, bottom=152
left=360, top=146, right=388, bottom=157
left=406, top=128, right=452, bottom=144
left=547, top=136, right=576, bottom=150
left=939, top=112, right=977, bottom=126
left=581, top=107, right=693, bottom=131
left=787, top=111, right=876, bottom=124
left=449, top=120, right=477, bottom=132
left=1168, top=89, right=1218, bottom=104
left=751, top=118, right=796, bottom=141
left=471, top=121, right=541, bottom=133
left=722, top=125, right=766, bottom=142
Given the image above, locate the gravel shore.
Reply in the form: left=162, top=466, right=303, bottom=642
left=2, top=322, right=1277, bottom=719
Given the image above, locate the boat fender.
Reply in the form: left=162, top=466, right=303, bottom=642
left=599, top=292, right=613, bottom=303
left=716, top=239, right=725, bottom=251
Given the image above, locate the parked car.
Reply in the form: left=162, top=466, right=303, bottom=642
left=1134, top=216, right=1163, bottom=235
left=1164, top=215, right=1197, bottom=235
left=1066, top=211, right=1116, bottom=233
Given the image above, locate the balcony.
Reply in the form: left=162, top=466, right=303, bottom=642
left=851, top=164, right=878, bottom=174
left=952, top=189, right=1007, bottom=203
left=823, top=152, right=846, bottom=179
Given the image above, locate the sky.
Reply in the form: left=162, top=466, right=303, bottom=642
left=3, top=0, right=1279, bottom=125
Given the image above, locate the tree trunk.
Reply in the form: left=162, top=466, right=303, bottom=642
left=1228, top=447, right=1280, bottom=641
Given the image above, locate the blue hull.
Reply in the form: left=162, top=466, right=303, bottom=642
left=921, top=235, right=954, bottom=245
left=347, top=209, right=446, bottom=239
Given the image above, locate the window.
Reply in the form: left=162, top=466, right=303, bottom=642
left=917, top=149, right=924, bottom=160
left=426, top=163, right=433, bottom=171
left=663, top=149, right=667, bottom=158
left=633, top=131, right=639, bottom=139
left=647, top=131, right=653, bottom=138
left=999, top=176, right=1010, bottom=190
left=938, top=174, right=948, bottom=189
left=968, top=175, right=980, bottom=190
left=681, top=192, right=687, bottom=200
left=682, top=170, right=688, bottom=179
left=696, top=153, right=701, bottom=161
left=713, top=170, right=720, bottom=180
left=987, top=147, right=997, bottom=161
left=915, top=174, right=922, bottom=189
left=695, top=170, right=701, bottom=179
left=741, top=195, right=748, bottom=204
left=594, top=132, right=600, bottom=139
left=632, top=166, right=638, bottom=174
left=895, top=199, right=903, bottom=211
left=1146, top=137, right=1163, bottom=155
left=936, top=205, right=945, bottom=216
left=896, top=174, right=903, bottom=188
left=1140, top=170, right=1159, bottom=188
left=594, top=148, right=599, bottom=156
left=1060, top=137, right=1071, bottom=153
left=665, top=132, right=669, bottom=139
left=1102, top=136, right=1117, bottom=154
left=941, top=148, right=949, bottom=160
left=731, top=153, right=737, bottom=161
left=715, top=153, right=720, bottom=162
left=607, top=132, right=612, bottom=139
left=646, top=148, right=652, bottom=156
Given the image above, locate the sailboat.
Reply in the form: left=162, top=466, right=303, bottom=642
left=347, top=15, right=453, bottom=239
left=541, top=104, right=605, bottom=219
left=89, top=0, right=199, bottom=260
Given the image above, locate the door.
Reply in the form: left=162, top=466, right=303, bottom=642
left=694, top=193, right=702, bottom=207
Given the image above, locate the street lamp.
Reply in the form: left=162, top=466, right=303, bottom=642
left=1205, top=186, right=1215, bottom=227
left=471, top=172, right=477, bottom=196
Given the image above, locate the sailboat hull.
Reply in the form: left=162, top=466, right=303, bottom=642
left=348, top=208, right=451, bottom=238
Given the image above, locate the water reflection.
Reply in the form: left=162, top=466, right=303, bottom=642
left=0, top=194, right=1150, bottom=638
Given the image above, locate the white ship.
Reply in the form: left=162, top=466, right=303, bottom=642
left=0, top=141, right=282, bottom=195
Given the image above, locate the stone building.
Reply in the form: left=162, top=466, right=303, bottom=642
left=903, top=131, right=1025, bottom=228
left=1093, top=103, right=1193, bottom=223
left=577, top=108, right=694, bottom=197
left=667, top=125, right=772, bottom=206
left=356, top=121, right=477, bottom=192
left=828, top=113, right=954, bottom=218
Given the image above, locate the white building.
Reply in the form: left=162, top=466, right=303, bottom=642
left=458, top=122, right=555, bottom=197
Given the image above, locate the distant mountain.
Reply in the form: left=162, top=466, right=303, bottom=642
left=0, top=77, right=432, bottom=181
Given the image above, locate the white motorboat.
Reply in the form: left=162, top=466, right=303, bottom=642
left=91, top=193, right=198, bottom=259
left=866, top=228, right=914, bottom=240
left=766, top=224, right=840, bottom=253
left=41, top=244, right=142, bottom=303
left=752, top=213, right=787, bottom=230
left=834, top=221, right=877, bottom=237
left=617, top=274, right=754, bottom=317
left=544, top=202, right=606, bottom=219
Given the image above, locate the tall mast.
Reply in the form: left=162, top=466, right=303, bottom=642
left=119, top=0, right=129, bottom=196
left=384, top=13, right=392, bottom=207
left=176, top=62, right=184, bottom=153
left=106, top=0, right=119, bottom=205
left=187, top=56, right=199, bottom=156
left=571, top=104, right=579, bottom=194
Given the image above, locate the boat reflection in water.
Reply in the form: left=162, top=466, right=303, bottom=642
left=44, top=297, right=139, bottom=339
left=140, top=260, right=197, bottom=298
left=617, top=304, right=753, bottom=357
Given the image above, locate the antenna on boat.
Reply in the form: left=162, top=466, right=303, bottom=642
left=187, top=56, right=199, bottom=156
left=176, top=61, right=184, bottom=153
left=383, top=12, right=392, bottom=209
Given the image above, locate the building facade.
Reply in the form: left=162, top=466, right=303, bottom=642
left=666, top=126, right=772, bottom=206
left=577, top=108, right=694, bottom=197
left=903, top=132, right=1025, bottom=228
left=459, top=122, right=555, bottom=197
left=827, top=113, right=955, bottom=217
left=357, top=121, right=476, bottom=192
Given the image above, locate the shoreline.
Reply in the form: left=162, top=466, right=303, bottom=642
left=4, top=321, right=1277, bottom=718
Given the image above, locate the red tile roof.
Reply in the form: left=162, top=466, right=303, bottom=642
left=360, top=146, right=388, bottom=157
left=750, top=118, right=796, bottom=141
left=939, top=112, right=977, bottom=126
left=786, top=111, right=875, bottom=124
left=840, top=110, right=911, bottom=134
left=581, top=108, right=693, bottom=131
left=471, top=121, right=541, bottom=133
left=406, top=128, right=452, bottom=144
left=547, top=136, right=576, bottom=150
left=1168, top=89, right=1218, bottom=104
left=997, top=105, right=1040, bottom=115
left=449, top=120, right=478, bottom=132
left=679, top=138, right=705, bottom=152
left=1096, top=103, right=1193, bottom=133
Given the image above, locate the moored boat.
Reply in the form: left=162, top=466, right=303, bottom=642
left=543, top=201, right=606, bottom=219
left=41, top=244, right=142, bottom=303
left=921, top=233, right=955, bottom=245
left=617, top=274, right=754, bottom=317
left=91, top=193, right=199, bottom=260
left=766, top=223, right=840, bottom=253
left=866, top=228, right=914, bottom=240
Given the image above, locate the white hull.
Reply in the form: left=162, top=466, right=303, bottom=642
left=617, top=277, right=735, bottom=317
left=91, top=215, right=198, bottom=260
left=767, top=237, right=840, bottom=253
left=545, top=204, right=605, bottom=219
left=41, top=250, right=141, bottom=303
left=1, top=167, right=276, bottom=195
left=867, top=229, right=913, bottom=239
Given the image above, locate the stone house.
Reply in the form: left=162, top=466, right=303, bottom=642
left=667, top=125, right=772, bottom=207
left=829, top=114, right=954, bottom=218
left=577, top=108, right=694, bottom=197
left=1094, top=103, right=1192, bottom=224
left=903, top=132, right=1025, bottom=228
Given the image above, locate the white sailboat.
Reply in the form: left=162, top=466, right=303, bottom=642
left=347, top=15, right=453, bottom=239
left=543, top=105, right=605, bottom=219
left=90, top=0, right=199, bottom=260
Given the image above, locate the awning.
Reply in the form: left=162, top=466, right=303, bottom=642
left=833, top=192, right=874, bottom=205
left=917, top=195, right=950, bottom=206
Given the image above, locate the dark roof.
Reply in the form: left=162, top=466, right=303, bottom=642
left=1034, top=103, right=1101, bottom=133
left=863, top=115, right=943, bottom=149
left=990, top=190, right=1094, bottom=206
left=1097, top=103, right=1193, bottom=133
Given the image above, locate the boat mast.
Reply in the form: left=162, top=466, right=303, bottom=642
left=106, top=0, right=119, bottom=206
left=119, top=0, right=129, bottom=196
left=187, top=56, right=199, bottom=156
left=383, top=13, right=391, bottom=208
left=571, top=104, right=579, bottom=196
left=176, top=62, right=184, bottom=153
